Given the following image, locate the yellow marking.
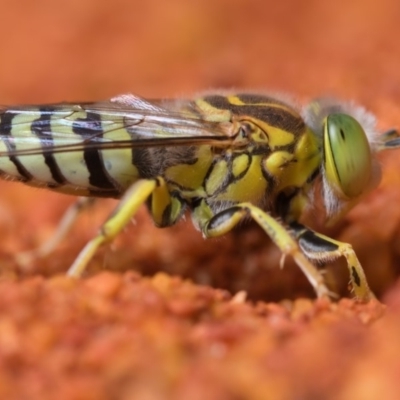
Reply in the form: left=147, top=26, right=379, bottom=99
left=0, top=139, right=19, bottom=177
left=274, top=130, right=320, bottom=192
left=264, top=151, right=294, bottom=177
left=205, top=159, right=229, bottom=196
left=50, top=110, right=93, bottom=188
left=192, top=199, right=214, bottom=231
left=227, top=96, right=245, bottom=106
left=287, top=191, right=309, bottom=221
left=101, top=122, right=140, bottom=189
left=219, top=155, right=267, bottom=203
left=250, top=130, right=269, bottom=144
left=232, top=153, right=250, bottom=178
left=170, top=197, right=183, bottom=222
left=194, top=99, right=232, bottom=122
left=150, top=178, right=183, bottom=227
left=259, top=124, right=295, bottom=148
left=10, top=113, right=56, bottom=183
left=165, top=145, right=213, bottom=190
left=151, top=178, right=172, bottom=226
left=228, top=95, right=303, bottom=120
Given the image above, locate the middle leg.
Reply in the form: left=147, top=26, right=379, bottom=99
left=192, top=200, right=332, bottom=299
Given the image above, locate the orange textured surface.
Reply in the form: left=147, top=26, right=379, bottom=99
left=0, top=0, right=400, bottom=398
left=0, top=272, right=393, bottom=400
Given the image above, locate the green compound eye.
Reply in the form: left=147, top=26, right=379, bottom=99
left=323, top=113, right=372, bottom=199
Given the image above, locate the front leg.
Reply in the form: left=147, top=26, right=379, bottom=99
left=192, top=200, right=332, bottom=299
left=290, top=222, right=375, bottom=300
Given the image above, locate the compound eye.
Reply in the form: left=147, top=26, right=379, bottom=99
left=324, top=113, right=372, bottom=199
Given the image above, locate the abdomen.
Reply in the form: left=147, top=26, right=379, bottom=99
left=0, top=106, right=143, bottom=198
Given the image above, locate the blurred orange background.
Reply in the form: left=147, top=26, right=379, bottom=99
left=0, top=0, right=400, bottom=300
left=0, top=0, right=398, bottom=105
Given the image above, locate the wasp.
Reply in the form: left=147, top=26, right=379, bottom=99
left=0, top=92, right=397, bottom=300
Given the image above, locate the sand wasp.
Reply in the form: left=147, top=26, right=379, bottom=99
left=0, top=92, right=397, bottom=300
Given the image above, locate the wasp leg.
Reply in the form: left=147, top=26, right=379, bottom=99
left=67, top=179, right=158, bottom=277
left=16, top=197, right=96, bottom=268
left=193, top=201, right=331, bottom=299
left=66, top=177, right=184, bottom=278
left=290, top=222, right=375, bottom=301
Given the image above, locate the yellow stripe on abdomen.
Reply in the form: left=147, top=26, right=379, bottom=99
left=101, top=127, right=140, bottom=190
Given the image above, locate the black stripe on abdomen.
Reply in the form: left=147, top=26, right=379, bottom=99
left=72, top=111, right=117, bottom=190
left=31, top=107, right=67, bottom=185
left=0, top=111, right=33, bottom=181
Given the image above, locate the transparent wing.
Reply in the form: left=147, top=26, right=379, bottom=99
left=0, top=94, right=235, bottom=157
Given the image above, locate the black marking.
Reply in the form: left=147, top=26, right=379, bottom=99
left=203, top=156, right=232, bottom=196
left=203, top=95, right=306, bottom=137
left=72, top=111, right=116, bottom=190
left=250, top=145, right=272, bottom=155
left=298, top=230, right=339, bottom=253
left=275, top=188, right=299, bottom=219
left=306, top=167, right=320, bottom=184
left=290, top=221, right=306, bottom=234
left=207, top=206, right=245, bottom=231
left=161, top=192, right=185, bottom=227
left=0, top=111, right=32, bottom=181
left=205, top=150, right=272, bottom=199
left=190, top=197, right=203, bottom=209
left=351, top=266, right=361, bottom=287
left=340, top=129, right=345, bottom=140
left=237, top=93, right=288, bottom=106
left=161, top=203, right=172, bottom=227
left=31, top=107, right=67, bottom=185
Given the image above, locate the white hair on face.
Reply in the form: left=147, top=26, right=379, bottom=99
left=302, top=98, right=381, bottom=217
left=302, top=98, right=379, bottom=148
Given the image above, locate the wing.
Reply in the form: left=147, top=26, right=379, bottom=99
left=0, top=94, right=236, bottom=157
